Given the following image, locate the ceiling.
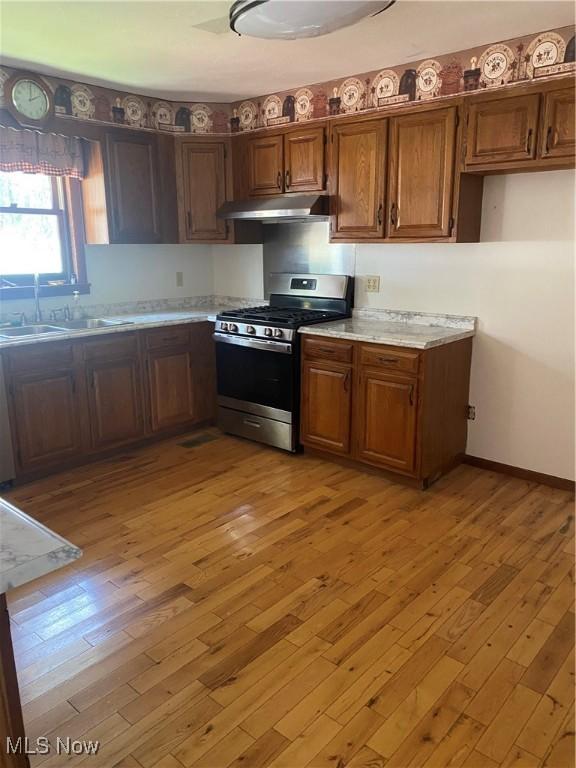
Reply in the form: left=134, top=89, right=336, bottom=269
left=1, top=1, right=574, bottom=102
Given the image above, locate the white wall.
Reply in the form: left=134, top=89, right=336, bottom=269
left=212, top=244, right=265, bottom=300
left=0, top=243, right=214, bottom=318
left=355, top=171, right=575, bottom=480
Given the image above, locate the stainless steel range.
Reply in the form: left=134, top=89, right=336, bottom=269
left=214, top=273, right=353, bottom=452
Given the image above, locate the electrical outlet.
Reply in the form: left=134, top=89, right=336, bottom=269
left=467, top=405, right=476, bottom=420
left=366, top=275, right=380, bottom=293
left=176, top=271, right=184, bottom=288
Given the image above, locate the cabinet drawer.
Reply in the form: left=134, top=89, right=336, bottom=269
left=359, top=344, right=419, bottom=374
left=82, top=333, right=138, bottom=361
left=144, top=325, right=191, bottom=349
left=303, top=337, right=353, bottom=363
left=4, top=342, right=74, bottom=373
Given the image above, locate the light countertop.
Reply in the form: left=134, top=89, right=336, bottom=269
left=0, top=498, right=82, bottom=593
left=0, top=307, right=225, bottom=350
left=299, top=309, right=477, bottom=350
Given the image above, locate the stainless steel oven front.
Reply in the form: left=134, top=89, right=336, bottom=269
left=214, top=332, right=298, bottom=451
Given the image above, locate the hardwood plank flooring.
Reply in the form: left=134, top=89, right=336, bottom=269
left=4, top=430, right=574, bottom=768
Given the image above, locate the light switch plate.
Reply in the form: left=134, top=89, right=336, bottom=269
left=366, top=275, right=380, bottom=293
left=176, top=271, right=184, bottom=288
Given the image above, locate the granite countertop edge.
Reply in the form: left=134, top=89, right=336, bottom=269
left=0, top=498, right=82, bottom=594
left=298, top=325, right=476, bottom=349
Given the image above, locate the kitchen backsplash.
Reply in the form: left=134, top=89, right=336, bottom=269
left=0, top=25, right=573, bottom=136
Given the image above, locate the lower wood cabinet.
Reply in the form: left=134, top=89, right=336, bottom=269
left=355, top=369, right=417, bottom=473
left=301, top=359, right=352, bottom=455
left=86, top=357, right=144, bottom=450
left=147, top=347, right=195, bottom=433
left=9, top=368, right=82, bottom=473
left=300, top=335, right=473, bottom=487
left=2, top=322, right=216, bottom=480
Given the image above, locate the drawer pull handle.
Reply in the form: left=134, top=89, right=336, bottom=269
left=409, top=385, right=415, bottom=406
left=377, top=356, right=398, bottom=364
left=243, top=418, right=261, bottom=428
left=276, top=171, right=282, bottom=190
left=316, top=347, right=335, bottom=355
left=526, top=128, right=533, bottom=155
left=343, top=370, right=351, bottom=392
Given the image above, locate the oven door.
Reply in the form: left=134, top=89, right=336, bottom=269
left=214, top=333, right=295, bottom=422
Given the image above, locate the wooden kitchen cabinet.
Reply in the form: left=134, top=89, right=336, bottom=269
left=301, top=359, right=352, bottom=455
left=177, top=140, right=228, bottom=241
left=540, top=87, right=575, bottom=159
left=246, top=126, right=326, bottom=197
left=301, top=335, right=473, bottom=487
left=8, top=369, right=81, bottom=473
left=465, top=93, right=540, bottom=167
left=284, top=127, right=325, bottom=192
left=248, top=134, right=284, bottom=196
left=147, top=348, right=195, bottom=432
left=144, top=322, right=216, bottom=434
left=104, top=131, right=162, bottom=243
left=2, top=322, right=216, bottom=481
left=387, top=107, right=456, bottom=239
left=329, top=118, right=386, bottom=239
left=85, top=358, right=144, bottom=450
left=355, top=370, right=417, bottom=472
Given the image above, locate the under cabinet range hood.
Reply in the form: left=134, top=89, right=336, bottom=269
left=217, top=194, right=329, bottom=223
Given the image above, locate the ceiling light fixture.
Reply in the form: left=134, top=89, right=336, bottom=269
left=229, top=0, right=396, bottom=40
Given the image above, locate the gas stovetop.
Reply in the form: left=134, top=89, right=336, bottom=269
left=218, top=305, right=345, bottom=327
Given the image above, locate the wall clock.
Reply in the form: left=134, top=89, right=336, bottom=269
left=5, top=71, right=54, bottom=128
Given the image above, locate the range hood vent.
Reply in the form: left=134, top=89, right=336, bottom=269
left=217, top=194, right=329, bottom=223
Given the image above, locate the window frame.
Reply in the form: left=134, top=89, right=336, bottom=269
left=0, top=173, right=89, bottom=300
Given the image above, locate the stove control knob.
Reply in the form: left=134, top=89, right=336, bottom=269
left=273, top=328, right=283, bottom=338
left=246, top=325, right=256, bottom=335
left=220, top=322, right=229, bottom=331
left=229, top=323, right=238, bottom=333
left=264, top=327, right=273, bottom=337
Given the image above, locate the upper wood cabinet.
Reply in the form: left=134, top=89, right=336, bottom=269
left=246, top=126, right=326, bottom=196
left=465, top=94, right=540, bottom=166
left=104, top=131, right=162, bottom=243
left=329, top=118, right=386, bottom=240
left=248, top=134, right=284, bottom=195
left=177, top=141, right=228, bottom=241
left=284, top=127, right=325, bottom=192
left=387, top=107, right=456, bottom=239
left=540, top=87, right=575, bottom=159
left=83, top=130, right=177, bottom=245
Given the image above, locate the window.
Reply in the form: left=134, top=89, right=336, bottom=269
left=0, top=171, right=88, bottom=299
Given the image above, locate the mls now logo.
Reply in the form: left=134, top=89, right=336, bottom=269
left=6, top=737, right=100, bottom=755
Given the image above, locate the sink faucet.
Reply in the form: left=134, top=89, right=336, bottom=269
left=33, top=273, right=42, bottom=323
left=50, top=306, right=71, bottom=323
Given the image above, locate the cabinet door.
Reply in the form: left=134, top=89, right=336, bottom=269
left=284, top=127, right=325, bottom=193
left=248, top=134, right=284, bottom=196
left=147, top=348, right=194, bottom=432
left=180, top=142, right=228, bottom=241
left=387, top=107, right=456, bottom=239
left=10, top=370, right=82, bottom=472
left=86, top=358, right=144, bottom=450
left=105, top=132, right=162, bottom=243
left=330, top=120, right=386, bottom=239
left=540, top=88, right=575, bottom=159
left=301, top=360, right=352, bottom=455
left=355, top=370, right=417, bottom=473
left=465, top=94, right=540, bottom=166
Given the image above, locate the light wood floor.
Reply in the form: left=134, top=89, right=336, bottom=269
left=5, top=431, right=575, bottom=768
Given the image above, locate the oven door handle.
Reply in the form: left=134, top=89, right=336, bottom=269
left=213, top=332, right=293, bottom=354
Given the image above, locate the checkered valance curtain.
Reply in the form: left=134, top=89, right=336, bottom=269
left=0, top=125, right=85, bottom=179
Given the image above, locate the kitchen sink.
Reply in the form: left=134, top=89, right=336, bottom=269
left=57, top=318, right=134, bottom=330
left=0, top=325, right=67, bottom=339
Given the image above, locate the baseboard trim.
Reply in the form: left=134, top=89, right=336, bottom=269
left=463, top=455, right=575, bottom=492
